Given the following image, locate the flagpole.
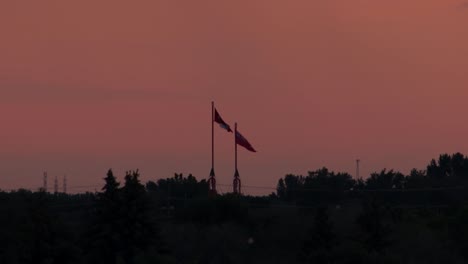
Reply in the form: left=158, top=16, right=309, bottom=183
left=233, top=122, right=240, bottom=194
left=235, top=122, right=237, bottom=172
left=209, top=101, right=216, bottom=195
left=212, top=101, right=214, bottom=171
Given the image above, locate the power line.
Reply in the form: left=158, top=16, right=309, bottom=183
left=218, top=183, right=276, bottom=190
left=2, top=182, right=468, bottom=195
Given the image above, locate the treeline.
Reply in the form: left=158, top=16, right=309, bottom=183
left=0, top=170, right=253, bottom=263
left=0, top=170, right=177, bottom=263
left=1, top=153, right=468, bottom=263
left=276, top=153, right=468, bottom=206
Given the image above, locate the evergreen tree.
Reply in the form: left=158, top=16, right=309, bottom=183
left=299, top=207, right=335, bottom=263
left=120, top=170, right=161, bottom=263
left=86, top=169, right=124, bottom=264
left=357, top=200, right=391, bottom=253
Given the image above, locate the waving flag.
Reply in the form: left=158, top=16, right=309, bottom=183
left=214, top=108, right=232, bottom=132
left=235, top=130, right=256, bottom=152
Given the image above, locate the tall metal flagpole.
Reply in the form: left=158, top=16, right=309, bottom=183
left=235, top=123, right=237, bottom=172
left=209, top=101, right=216, bottom=194
left=212, top=101, right=214, bottom=173
left=233, top=122, right=241, bottom=194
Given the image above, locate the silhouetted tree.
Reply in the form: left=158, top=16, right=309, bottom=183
left=405, top=169, right=428, bottom=189
left=276, top=178, right=286, bottom=199
left=277, top=168, right=355, bottom=204
left=103, top=169, right=120, bottom=197
left=86, top=169, right=124, bottom=264
left=283, top=174, right=304, bottom=202
left=450, top=208, right=468, bottom=260
left=357, top=200, right=391, bottom=253
left=5, top=153, right=468, bottom=263
left=120, top=170, right=161, bottom=263
left=86, top=169, right=166, bottom=263
left=305, top=168, right=355, bottom=191
left=299, top=207, right=335, bottom=263
left=365, top=169, right=404, bottom=189
left=0, top=190, right=79, bottom=264
left=427, top=153, right=468, bottom=187
left=146, top=173, right=208, bottom=207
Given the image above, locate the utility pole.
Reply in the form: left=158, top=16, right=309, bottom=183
left=356, top=159, right=360, bottom=180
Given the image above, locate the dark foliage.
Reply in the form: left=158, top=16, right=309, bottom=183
left=299, top=207, right=335, bottom=263
left=2, top=153, right=468, bottom=263
left=85, top=169, right=166, bottom=263
left=357, top=199, right=392, bottom=253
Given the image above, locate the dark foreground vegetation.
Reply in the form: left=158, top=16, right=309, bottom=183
left=2, top=153, right=468, bottom=263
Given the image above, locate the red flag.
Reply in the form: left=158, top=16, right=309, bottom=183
left=214, top=108, right=232, bottom=132
left=235, top=130, right=256, bottom=152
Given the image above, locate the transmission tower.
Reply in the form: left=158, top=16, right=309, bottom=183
left=63, top=175, right=67, bottom=194
left=54, top=176, right=58, bottom=194
left=43, top=171, right=48, bottom=192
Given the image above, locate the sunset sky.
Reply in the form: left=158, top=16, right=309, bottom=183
left=1, top=0, right=468, bottom=194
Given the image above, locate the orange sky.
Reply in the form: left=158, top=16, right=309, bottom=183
left=1, top=0, right=468, bottom=194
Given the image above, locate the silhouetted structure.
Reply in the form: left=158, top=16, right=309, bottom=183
left=208, top=101, right=217, bottom=195
left=233, top=123, right=241, bottom=194
left=63, top=174, right=67, bottom=194
left=356, top=159, right=360, bottom=180
left=43, top=171, right=47, bottom=192
left=54, top=176, right=58, bottom=194
left=210, top=102, right=238, bottom=195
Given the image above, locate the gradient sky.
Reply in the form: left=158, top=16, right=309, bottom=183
left=1, top=0, right=468, bottom=194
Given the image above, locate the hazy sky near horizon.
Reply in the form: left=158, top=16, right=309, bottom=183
left=1, top=0, right=468, bottom=194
